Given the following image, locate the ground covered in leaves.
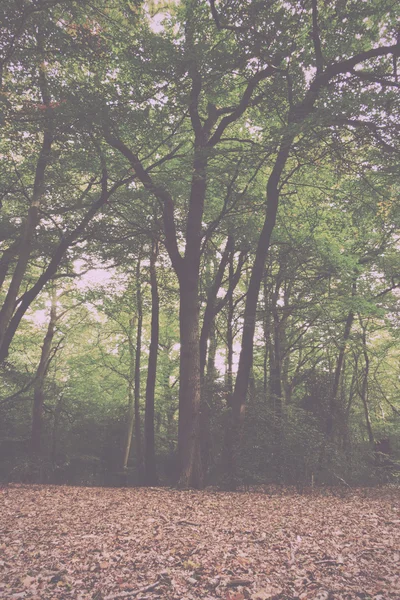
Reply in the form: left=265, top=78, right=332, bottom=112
left=0, top=485, right=399, bottom=600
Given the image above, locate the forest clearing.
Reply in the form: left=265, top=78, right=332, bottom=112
left=1, top=2, right=400, bottom=598
left=0, top=485, right=399, bottom=600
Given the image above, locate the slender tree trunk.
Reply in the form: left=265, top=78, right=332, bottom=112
left=262, top=277, right=271, bottom=396
left=144, top=239, right=159, bottom=485
left=201, top=321, right=217, bottom=478
left=281, top=281, right=292, bottom=404
left=51, top=394, right=63, bottom=470
left=134, top=259, right=144, bottom=480
left=30, top=286, right=57, bottom=456
left=0, top=130, right=52, bottom=347
left=270, top=279, right=286, bottom=479
left=270, top=282, right=283, bottom=418
left=225, top=141, right=293, bottom=486
left=0, top=242, right=18, bottom=291
left=122, top=260, right=144, bottom=481
left=122, top=316, right=136, bottom=472
left=0, top=169, right=112, bottom=364
left=359, top=318, right=374, bottom=446
left=200, top=236, right=233, bottom=379
left=0, top=40, right=52, bottom=349
left=326, top=280, right=356, bottom=436
left=317, top=282, right=357, bottom=479
left=199, top=238, right=239, bottom=481
left=226, top=250, right=235, bottom=399
left=326, top=313, right=354, bottom=435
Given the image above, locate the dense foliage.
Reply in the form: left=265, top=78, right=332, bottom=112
left=1, top=0, right=399, bottom=488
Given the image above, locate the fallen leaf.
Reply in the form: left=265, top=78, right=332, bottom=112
left=251, top=586, right=283, bottom=600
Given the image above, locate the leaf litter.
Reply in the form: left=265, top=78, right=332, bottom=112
left=0, top=485, right=399, bottom=599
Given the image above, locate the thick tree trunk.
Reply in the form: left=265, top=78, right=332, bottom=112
left=144, top=239, right=159, bottom=485
left=176, top=138, right=207, bottom=487
left=30, top=286, right=57, bottom=456
left=178, top=275, right=203, bottom=487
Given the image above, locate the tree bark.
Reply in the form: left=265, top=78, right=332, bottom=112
left=270, top=277, right=283, bottom=418
left=144, top=239, right=159, bottom=485
left=326, top=280, right=356, bottom=436
left=200, top=236, right=233, bottom=379
left=359, top=318, right=374, bottom=446
left=51, top=394, right=64, bottom=470
left=0, top=169, right=116, bottom=364
left=224, top=141, right=293, bottom=486
left=121, top=315, right=136, bottom=472
left=134, top=259, right=144, bottom=480
left=0, top=241, right=18, bottom=291
left=122, top=259, right=144, bottom=482
left=226, top=251, right=235, bottom=399
left=262, top=276, right=271, bottom=396
left=178, top=267, right=203, bottom=487
left=0, top=37, right=53, bottom=349
left=30, top=286, right=57, bottom=455
left=0, top=129, right=52, bottom=348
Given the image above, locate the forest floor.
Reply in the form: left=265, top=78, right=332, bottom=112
left=0, top=485, right=399, bottom=600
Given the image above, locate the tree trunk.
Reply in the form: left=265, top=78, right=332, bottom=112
left=176, top=128, right=208, bottom=487
left=121, top=315, right=136, bottom=472
left=200, top=236, right=234, bottom=379
left=122, top=259, right=144, bottom=481
left=359, top=318, right=374, bottom=446
left=225, top=141, right=293, bottom=486
left=0, top=44, right=52, bottom=349
left=200, top=321, right=217, bottom=478
left=178, top=274, right=203, bottom=487
left=30, top=286, right=57, bottom=456
left=326, top=280, right=356, bottom=436
left=226, top=250, right=235, bottom=399
left=0, top=241, right=18, bottom=291
left=144, top=239, right=159, bottom=485
left=51, top=394, right=63, bottom=470
left=0, top=130, right=52, bottom=348
left=262, top=277, right=271, bottom=396
left=0, top=170, right=113, bottom=364
left=270, top=280, right=283, bottom=418
left=134, top=259, right=144, bottom=480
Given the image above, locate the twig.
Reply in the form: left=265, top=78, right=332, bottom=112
left=176, top=519, right=200, bottom=526
left=314, top=559, right=338, bottom=565
left=104, top=580, right=161, bottom=599
left=333, top=472, right=351, bottom=488
left=226, top=578, right=253, bottom=587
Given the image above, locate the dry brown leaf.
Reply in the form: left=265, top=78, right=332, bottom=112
left=1, top=485, right=399, bottom=600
